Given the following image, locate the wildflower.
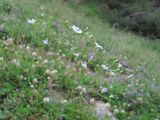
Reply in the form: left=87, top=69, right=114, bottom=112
left=11, top=59, right=20, bottom=66
left=101, top=87, right=108, bottom=94
left=72, top=25, right=82, bottom=34
left=33, top=78, right=38, bottom=84
left=47, top=52, right=54, bottom=56
left=95, top=42, right=103, bottom=50
left=136, top=97, right=143, bottom=104
left=88, top=34, right=94, bottom=38
left=19, top=75, right=24, bottom=80
left=45, top=69, right=57, bottom=76
left=30, top=84, right=34, bottom=88
left=43, top=59, right=48, bottom=64
left=81, top=61, right=87, bottom=69
left=101, top=64, right=108, bottom=70
left=61, top=99, right=68, bottom=104
left=76, top=85, right=83, bottom=90
left=43, top=97, right=50, bottom=103
left=76, top=85, right=86, bottom=94
left=38, top=56, right=42, bottom=60
left=113, top=109, right=119, bottom=114
left=51, top=70, right=58, bottom=74
left=4, top=38, right=13, bottom=46
left=81, top=87, right=86, bottom=93
left=110, top=71, right=116, bottom=76
left=41, top=13, right=44, bottom=17
left=0, top=57, right=4, bottom=61
left=127, top=74, right=134, bottom=79
left=26, top=45, right=30, bottom=50
left=65, top=20, right=69, bottom=23
left=32, top=52, right=36, bottom=56
left=137, top=73, right=143, bottom=80
left=42, top=38, right=48, bottom=45
left=109, top=94, right=114, bottom=99
left=27, top=19, right=36, bottom=24
left=118, top=63, right=123, bottom=68
left=88, top=52, right=95, bottom=60
left=121, top=110, right=125, bottom=113
left=36, top=61, right=39, bottom=64
left=105, top=103, right=111, bottom=108
left=74, top=53, right=80, bottom=57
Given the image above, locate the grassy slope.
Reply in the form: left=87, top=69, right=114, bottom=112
left=0, top=0, right=160, bottom=120
left=68, top=1, right=160, bottom=87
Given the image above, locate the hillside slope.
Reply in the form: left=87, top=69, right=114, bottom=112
left=0, top=0, right=160, bottom=120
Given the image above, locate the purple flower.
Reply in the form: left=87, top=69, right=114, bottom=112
left=101, top=87, right=108, bottom=93
left=88, top=52, right=95, bottom=60
left=0, top=25, right=3, bottom=32
left=43, top=38, right=48, bottom=45
left=137, top=73, right=143, bottom=80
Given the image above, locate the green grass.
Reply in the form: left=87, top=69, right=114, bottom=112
left=0, top=0, right=160, bottom=119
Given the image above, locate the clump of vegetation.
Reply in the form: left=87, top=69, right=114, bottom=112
left=0, top=0, right=160, bottom=119
left=84, top=0, right=160, bottom=39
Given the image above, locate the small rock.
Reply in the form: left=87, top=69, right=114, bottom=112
left=120, top=59, right=129, bottom=67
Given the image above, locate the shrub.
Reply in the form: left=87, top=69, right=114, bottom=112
left=85, top=0, right=160, bottom=39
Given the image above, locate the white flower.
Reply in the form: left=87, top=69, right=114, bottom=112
left=4, top=38, right=13, bottom=46
left=74, top=53, right=80, bottom=57
left=30, top=84, right=34, bottom=88
left=72, top=25, right=82, bottom=34
left=51, top=70, right=58, bottom=74
left=43, top=59, right=48, bottom=64
left=89, top=34, right=94, bottom=38
left=118, top=63, right=123, bottom=68
left=41, top=13, right=44, bottom=17
left=0, top=57, right=4, bottom=61
left=95, top=42, right=103, bottom=50
left=101, top=87, right=108, bottom=93
left=61, top=99, right=68, bottom=104
left=82, top=88, right=86, bottom=93
left=26, top=45, right=30, bottom=50
left=45, top=69, right=57, bottom=76
left=33, top=78, right=38, bottom=84
left=62, top=54, right=66, bottom=57
left=27, top=19, right=36, bottom=24
left=32, top=52, right=36, bottom=56
left=65, top=20, right=69, bottom=23
left=76, top=85, right=83, bottom=90
left=105, top=103, right=111, bottom=108
left=76, top=85, right=86, bottom=94
left=19, top=75, right=24, bottom=80
left=110, top=71, right=116, bottom=76
left=109, top=94, right=114, bottom=98
left=127, top=74, right=134, bottom=79
left=43, top=97, right=50, bottom=103
left=101, top=64, right=108, bottom=70
left=81, top=61, right=87, bottom=69
left=121, top=110, right=125, bottom=113
left=113, top=109, right=119, bottom=114
left=43, top=38, right=48, bottom=45
left=11, top=59, right=20, bottom=66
